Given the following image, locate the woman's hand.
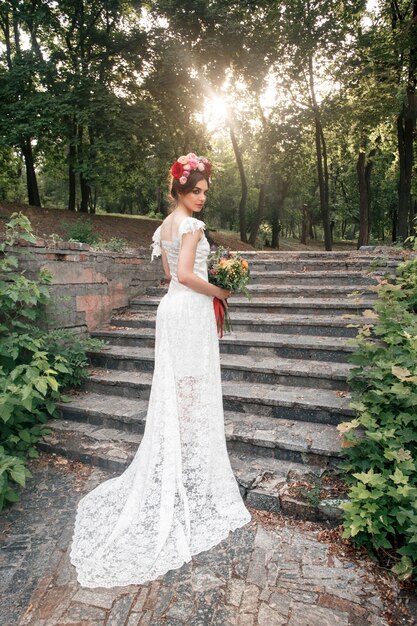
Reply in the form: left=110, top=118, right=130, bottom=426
left=216, top=287, right=231, bottom=307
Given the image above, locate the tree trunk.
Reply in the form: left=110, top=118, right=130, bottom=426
left=315, top=117, right=332, bottom=250
left=408, top=0, right=417, bottom=235
left=410, top=198, right=416, bottom=234
left=249, top=183, right=266, bottom=246
left=271, top=177, right=288, bottom=248
left=308, top=52, right=331, bottom=251
left=356, top=150, right=374, bottom=248
left=21, top=138, right=41, bottom=207
left=91, top=187, right=97, bottom=214
left=79, top=173, right=91, bottom=213
left=300, top=204, right=310, bottom=245
left=68, top=128, right=76, bottom=211
left=68, top=162, right=76, bottom=211
left=393, top=0, right=417, bottom=241
left=341, top=218, right=346, bottom=240
left=396, top=109, right=411, bottom=240
left=271, top=212, right=280, bottom=249
left=76, top=125, right=91, bottom=212
left=391, top=206, right=397, bottom=242
left=229, top=121, right=248, bottom=243
left=319, top=124, right=331, bottom=246
left=330, top=220, right=335, bottom=245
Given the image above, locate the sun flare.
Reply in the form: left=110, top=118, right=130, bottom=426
left=201, top=96, right=229, bottom=132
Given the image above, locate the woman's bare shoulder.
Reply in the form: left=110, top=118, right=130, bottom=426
left=159, top=215, right=173, bottom=239
left=160, top=212, right=191, bottom=241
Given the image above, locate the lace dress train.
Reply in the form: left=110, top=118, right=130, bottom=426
left=70, top=216, right=251, bottom=588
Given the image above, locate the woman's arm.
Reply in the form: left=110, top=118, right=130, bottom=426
left=161, top=248, right=172, bottom=281
left=177, top=230, right=231, bottom=303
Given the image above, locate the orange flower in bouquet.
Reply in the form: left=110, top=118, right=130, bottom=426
left=207, top=245, right=251, bottom=337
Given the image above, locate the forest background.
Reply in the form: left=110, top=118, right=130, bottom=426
left=0, top=0, right=416, bottom=251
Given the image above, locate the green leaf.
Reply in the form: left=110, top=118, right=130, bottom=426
left=388, top=467, right=409, bottom=485
left=10, top=465, right=26, bottom=487
left=350, top=400, right=367, bottom=412
left=18, top=430, right=32, bottom=444
left=391, top=556, right=413, bottom=580
left=46, top=376, right=59, bottom=391
left=34, top=378, right=48, bottom=396
left=352, top=468, right=386, bottom=487
left=4, top=488, right=20, bottom=503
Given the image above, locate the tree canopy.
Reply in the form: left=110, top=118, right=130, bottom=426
left=0, top=0, right=416, bottom=249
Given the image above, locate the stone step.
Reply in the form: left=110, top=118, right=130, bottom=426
left=86, top=345, right=350, bottom=389
left=246, top=258, right=398, bottom=272
left=89, top=332, right=355, bottom=365
left=110, top=311, right=365, bottom=338
left=217, top=353, right=350, bottom=390
left=145, top=283, right=377, bottom=299
left=80, top=369, right=353, bottom=425
left=238, top=250, right=383, bottom=260
left=248, top=270, right=390, bottom=286
left=37, top=419, right=344, bottom=519
left=224, top=410, right=342, bottom=464
left=53, top=392, right=343, bottom=464
left=56, top=392, right=148, bottom=433
left=130, top=295, right=375, bottom=316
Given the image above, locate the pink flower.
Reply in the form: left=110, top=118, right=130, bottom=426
left=189, top=158, right=199, bottom=169
left=179, top=176, right=187, bottom=184
left=183, top=170, right=190, bottom=178
left=197, top=162, right=205, bottom=171
left=187, top=152, right=198, bottom=160
left=178, top=155, right=188, bottom=164
left=202, top=158, right=208, bottom=164
left=183, top=164, right=191, bottom=171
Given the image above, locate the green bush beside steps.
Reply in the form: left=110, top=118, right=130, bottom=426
left=0, top=212, right=106, bottom=510
left=338, top=253, right=417, bottom=582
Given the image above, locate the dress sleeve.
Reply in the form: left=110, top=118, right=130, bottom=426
left=150, top=225, right=162, bottom=261
left=178, top=217, right=206, bottom=243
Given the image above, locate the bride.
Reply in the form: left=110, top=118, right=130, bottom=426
left=70, top=153, right=252, bottom=588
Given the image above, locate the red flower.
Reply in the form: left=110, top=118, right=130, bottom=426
left=171, top=161, right=184, bottom=179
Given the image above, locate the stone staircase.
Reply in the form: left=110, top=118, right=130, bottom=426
left=39, top=250, right=400, bottom=523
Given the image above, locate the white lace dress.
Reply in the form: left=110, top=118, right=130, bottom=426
left=70, top=216, right=252, bottom=588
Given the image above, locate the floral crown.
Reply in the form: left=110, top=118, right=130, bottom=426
left=170, top=153, right=212, bottom=185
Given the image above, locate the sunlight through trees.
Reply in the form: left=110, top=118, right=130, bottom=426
left=0, top=0, right=416, bottom=249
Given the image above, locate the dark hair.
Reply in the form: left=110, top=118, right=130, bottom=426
left=169, top=169, right=210, bottom=203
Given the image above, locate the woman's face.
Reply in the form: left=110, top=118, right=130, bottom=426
left=178, top=179, right=209, bottom=213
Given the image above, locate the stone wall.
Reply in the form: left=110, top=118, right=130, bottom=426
left=6, top=239, right=163, bottom=335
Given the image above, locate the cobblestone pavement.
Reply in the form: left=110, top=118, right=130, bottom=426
left=1, top=455, right=415, bottom=626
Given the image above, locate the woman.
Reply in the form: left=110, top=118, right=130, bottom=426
left=70, top=153, right=252, bottom=588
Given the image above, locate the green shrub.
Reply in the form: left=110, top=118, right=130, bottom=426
left=0, top=449, right=28, bottom=508
left=0, top=212, right=106, bottom=510
left=62, top=218, right=129, bottom=252
left=255, top=221, right=273, bottom=248
left=147, top=209, right=164, bottom=220
left=90, top=236, right=128, bottom=252
left=338, top=255, right=417, bottom=581
left=44, top=327, right=104, bottom=388
left=64, top=217, right=99, bottom=245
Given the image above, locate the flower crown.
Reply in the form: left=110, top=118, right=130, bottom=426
left=170, top=153, right=212, bottom=185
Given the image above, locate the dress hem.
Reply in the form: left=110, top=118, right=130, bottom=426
left=70, top=510, right=252, bottom=589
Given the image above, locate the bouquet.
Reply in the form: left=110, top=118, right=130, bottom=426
left=207, top=245, right=251, bottom=337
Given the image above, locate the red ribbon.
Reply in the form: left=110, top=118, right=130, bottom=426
left=213, top=297, right=225, bottom=338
